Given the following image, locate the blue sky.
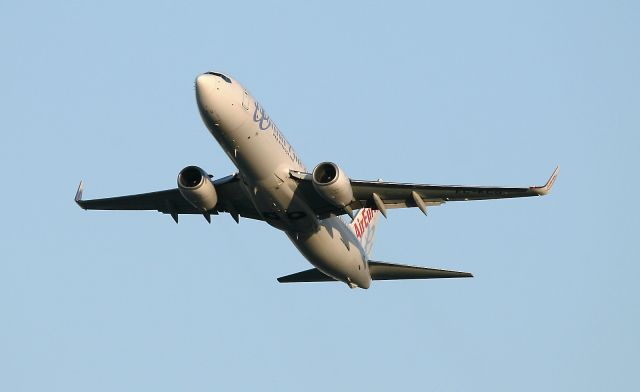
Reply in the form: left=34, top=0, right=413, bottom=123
left=1, top=1, right=638, bottom=391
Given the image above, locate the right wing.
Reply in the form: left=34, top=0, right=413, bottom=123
left=75, top=173, right=263, bottom=222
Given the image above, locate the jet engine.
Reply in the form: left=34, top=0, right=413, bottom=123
left=177, top=166, right=218, bottom=211
left=312, top=162, right=354, bottom=208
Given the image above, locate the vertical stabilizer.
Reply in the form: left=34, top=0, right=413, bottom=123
left=347, top=208, right=382, bottom=257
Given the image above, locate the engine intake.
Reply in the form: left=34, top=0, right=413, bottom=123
left=312, top=162, right=354, bottom=208
left=177, top=166, right=218, bottom=212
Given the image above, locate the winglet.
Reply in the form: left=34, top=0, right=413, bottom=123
left=532, top=166, right=559, bottom=196
left=75, top=180, right=86, bottom=209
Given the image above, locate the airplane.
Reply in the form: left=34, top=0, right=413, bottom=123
left=75, top=71, right=559, bottom=289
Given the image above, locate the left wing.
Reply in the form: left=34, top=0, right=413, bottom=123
left=290, top=166, right=559, bottom=217
left=75, top=173, right=263, bottom=222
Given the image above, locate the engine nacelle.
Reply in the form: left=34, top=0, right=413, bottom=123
left=177, top=166, right=218, bottom=212
left=312, top=162, right=354, bottom=208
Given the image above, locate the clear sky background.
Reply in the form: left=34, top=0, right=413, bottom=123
left=1, top=1, right=638, bottom=391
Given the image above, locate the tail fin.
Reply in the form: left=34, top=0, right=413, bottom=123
left=347, top=208, right=382, bottom=257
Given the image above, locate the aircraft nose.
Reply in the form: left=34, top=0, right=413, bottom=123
left=195, top=73, right=216, bottom=101
left=195, top=71, right=244, bottom=131
left=195, top=71, right=234, bottom=112
left=195, top=73, right=224, bottom=119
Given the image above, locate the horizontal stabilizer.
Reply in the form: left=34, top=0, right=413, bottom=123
left=368, top=261, right=472, bottom=280
left=277, top=261, right=472, bottom=284
left=277, top=268, right=336, bottom=283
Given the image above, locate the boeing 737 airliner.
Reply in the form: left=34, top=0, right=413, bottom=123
left=75, top=72, right=558, bottom=289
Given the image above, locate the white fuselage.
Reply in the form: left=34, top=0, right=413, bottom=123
left=195, top=72, right=371, bottom=289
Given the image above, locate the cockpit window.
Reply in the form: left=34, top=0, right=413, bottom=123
left=205, top=72, right=232, bottom=83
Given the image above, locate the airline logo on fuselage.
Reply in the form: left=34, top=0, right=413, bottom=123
left=252, top=102, right=306, bottom=170
left=253, top=102, right=273, bottom=131
left=354, top=208, right=375, bottom=239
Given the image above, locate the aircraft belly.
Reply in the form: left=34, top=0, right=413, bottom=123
left=211, top=116, right=315, bottom=231
left=248, top=174, right=318, bottom=232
